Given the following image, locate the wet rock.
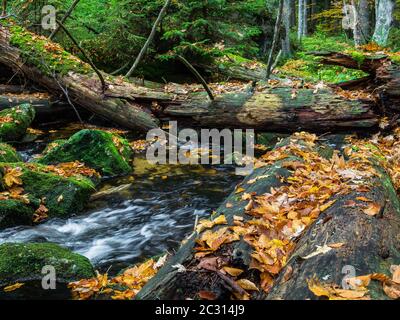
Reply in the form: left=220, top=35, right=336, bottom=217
left=38, top=129, right=133, bottom=177
left=0, top=242, right=94, bottom=299
left=0, top=104, right=35, bottom=142
left=0, top=162, right=95, bottom=229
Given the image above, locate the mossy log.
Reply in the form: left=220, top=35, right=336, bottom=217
left=0, top=24, right=160, bottom=131
left=138, top=136, right=400, bottom=300
left=0, top=24, right=381, bottom=132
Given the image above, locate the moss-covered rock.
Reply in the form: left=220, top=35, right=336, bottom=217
left=0, top=242, right=94, bottom=299
left=0, top=143, right=22, bottom=162
left=38, top=129, right=133, bottom=177
left=0, top=162, right=96, bottom=229
left=0, top=104, right=35, bottom=142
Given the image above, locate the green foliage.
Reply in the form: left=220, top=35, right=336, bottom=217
left=278, top=32, right=367, bottom=84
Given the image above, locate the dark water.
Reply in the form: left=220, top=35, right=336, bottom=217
left=0, top=129, right=241, bottom=273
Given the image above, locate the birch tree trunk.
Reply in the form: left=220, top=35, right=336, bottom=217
left=372, top=0, right=395, bottom=46
left=282, top=0, right=292, bottom=58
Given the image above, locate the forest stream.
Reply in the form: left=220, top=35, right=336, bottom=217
left=0, top=125, right=242, bottom=275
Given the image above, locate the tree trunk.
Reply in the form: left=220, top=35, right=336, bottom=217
left=125, top=0, right=171, bottom=78
left=266, top=0, right=284, bottom=79
left=358, top=0, right=372, bottom=43
left=160, top=87, right=378, bottom=131
left=372, top=0, right=395, bottom=46
left=282, top=0, right=292, bottom=58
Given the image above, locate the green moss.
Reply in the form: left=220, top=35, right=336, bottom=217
left=0, top=162, right=95, bottom=225
left=38, top=129, right=133, bottom=177
left=277, top=33, right=367, bottom=83
left=5, top=22, right=91, bottom=76
left=0, top=143, right=22, bottom=162
left=0, top=199, right=35, bottom=229
left=0, top=243, right=94, bottom=287
left=0, top=104, right=35, bottom=142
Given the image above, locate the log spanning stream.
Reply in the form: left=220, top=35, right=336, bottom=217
left=0, top=126, right=242, bottom=275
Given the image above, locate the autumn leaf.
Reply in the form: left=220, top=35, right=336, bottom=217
left=222, top=266, right=244, bottom=277
left=236, top=279, right=259, bottom=291
left=363, top=202, right=381, bottom=216
left=3, top=282, right=24, bottom=292
left=3, top=167, right=23, bottom=188
left=198, top=291, right=217, bottom=300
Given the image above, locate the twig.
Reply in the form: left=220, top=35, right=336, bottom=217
left=177, top=55, right=214, bottom=101
left=125, top=0, right=171, bottom=77
left=56, top=19, right=106, bottom=92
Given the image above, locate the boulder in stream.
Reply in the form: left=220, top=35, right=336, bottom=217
left=0, top=143, right=22, bottom=162
left=38, top=129, right=133, bottom=177
left=0, top=162, right=96, bottom=229
left=0, top=104, right=35, bottom=142
left=0, top=242, right=95, bottom=299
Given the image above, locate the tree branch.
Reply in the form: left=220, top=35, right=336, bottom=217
left=125, top=0, right=171, bottom=78
left=177, top=55, right=214, bottom=101
left=56, top=20, right=106, bottom=92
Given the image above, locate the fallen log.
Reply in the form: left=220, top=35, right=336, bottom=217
left=136, top=134, right=333, bottom=300
left=160, top=87, right=378, bottom=131
left=0, top=22, right=385, bottom=132
left=138, top=133, right=400, bottom=300
left=0, top=93, right=80, bottom=121
left=314, top=51, right=400, bottom=114
left=0, top=22, right=161, bottom=131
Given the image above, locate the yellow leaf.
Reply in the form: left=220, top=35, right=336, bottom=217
left=222, top=267, right=244, bottom=277
left=363, top=202, right=381, bottom=216
left=236, top=279, right=259, bottom=291
left=4, top=282, right=24, bottom=292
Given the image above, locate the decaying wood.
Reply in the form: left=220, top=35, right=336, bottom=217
left=0, top=24, right=397, bottom=132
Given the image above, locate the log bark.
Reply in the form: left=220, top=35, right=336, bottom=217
left=160, top=87, right=378, bottom=131
left=0, top=93, right=82, bottom=121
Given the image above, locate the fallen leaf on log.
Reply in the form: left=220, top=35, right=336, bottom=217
left=363, top=202, right=381, bottom=216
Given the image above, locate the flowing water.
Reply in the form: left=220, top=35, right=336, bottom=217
left=0, top=126, right=242, bottom=274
